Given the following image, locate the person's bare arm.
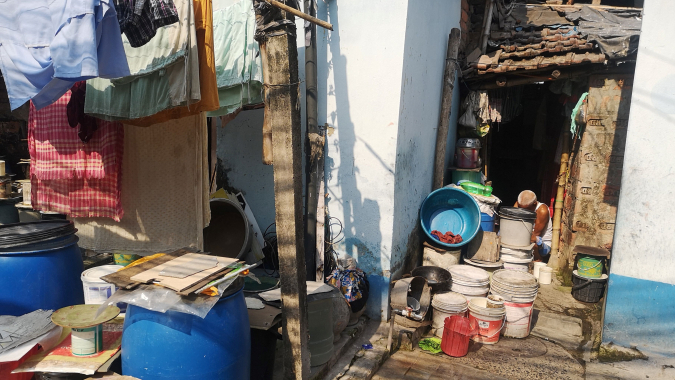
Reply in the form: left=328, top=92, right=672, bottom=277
left=531, top=205, right=550, bottom=243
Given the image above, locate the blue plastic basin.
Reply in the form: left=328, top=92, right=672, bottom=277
left=122, top=283, right=251, bottom=380
left=0, top=235, right=84, bottom=316
left=420, top=187, right=481, bottom=248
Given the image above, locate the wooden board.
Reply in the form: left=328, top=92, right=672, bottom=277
left=100, top=248, right=193, bottom=290
left=130, top=255, right=239, bottom=292
left=466, top=231, right=501, bottom=262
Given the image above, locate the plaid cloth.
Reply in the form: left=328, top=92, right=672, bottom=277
left=28, top=92, right=124, bottom=221
left=29, top=92, right=119, bottom=180
left=115, top=0, right=180, bottom=48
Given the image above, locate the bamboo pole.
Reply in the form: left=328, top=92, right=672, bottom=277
left=432, top=29, right=461, bottom=190
left=267, top=0, right=333, bottom=30
left=549, top=126, right=570, bottom=269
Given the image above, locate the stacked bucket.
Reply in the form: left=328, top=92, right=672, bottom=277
left=489, top=269, right=539, bottom=338
left=572, top=246, right=609, bottom=303
left=431, top=292, right=468, bottom=338
left=448, top=265, right=490, bottom=300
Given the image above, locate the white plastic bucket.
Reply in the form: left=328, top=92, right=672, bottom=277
left=432, top=307, right=467, bottom=338
left=533, top=262, right=547, bottom=279
left=468, top=298, right=505, bottom=344
left=81, top=265, right=124, bottom=305
left=503, top=300, right=535, bottom=338
left=499, top=216, right=535, bottom=247
left=539, top=267, right=553, bottom=285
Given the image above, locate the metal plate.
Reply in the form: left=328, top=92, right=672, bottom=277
left=51, top=305, right=120, bottom=328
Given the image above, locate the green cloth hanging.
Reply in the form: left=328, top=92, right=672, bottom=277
left=570, top=92, right=588, bottom=137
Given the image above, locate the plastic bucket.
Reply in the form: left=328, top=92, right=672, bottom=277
left=498, top=207, right=536, bottom=247
left=81, top=265, right=125, bottom=311
left=441, top=315, right=473, bottom=357
left=432, top=307, right=467, bottom=338
left=480, top=213, right=495, bottom=232
left=571, top=271, right=608, bottom=303
left=533, top=262, right=547, bottom=279
left=539, top=267, right=553, bottom=285
left=468, top=298, right=505, bottom=345
left=577, top=255, right=603, bottom=278
left=113, top=252, right=140, bottom=266
left=503, top=301, right=535, bottom=338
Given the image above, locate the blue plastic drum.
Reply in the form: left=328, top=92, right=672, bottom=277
left=0, top=221, right=84, bottom=316
left=122, top=280, right=251, bottom=380
left=419, top=187, right=482, bottom=248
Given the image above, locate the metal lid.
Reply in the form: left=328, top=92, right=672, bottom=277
left=456, top=138, right=481, bottom=148
left=499, top=207, right=537, bottom=221
left=0, top=221, right=76, bottom=248
left=573, top=245, right=610, bottom=258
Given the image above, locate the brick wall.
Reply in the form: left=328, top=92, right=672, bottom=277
left=560, top=75, right=633, bottom=265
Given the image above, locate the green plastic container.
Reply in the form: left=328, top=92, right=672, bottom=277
left=460, top=181, right=493, bottom=196
left=451, top=170, right=482, bottom=185
left=577, top=255, right=603, bottom=278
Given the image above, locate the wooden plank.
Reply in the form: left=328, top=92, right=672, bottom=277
left=432, top=29, right=461, bottom=190
left=265, top=28, right=311, bottom=379
left=261, top=43, right=274, bottom=165
left=267, top=0, right=333, bottom=30
left=100, top=248, right=193, bottom=290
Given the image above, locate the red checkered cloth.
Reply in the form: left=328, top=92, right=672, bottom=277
left=29, top=91, right=120, bottom=180
left=28, top=92, right=124, bottom=221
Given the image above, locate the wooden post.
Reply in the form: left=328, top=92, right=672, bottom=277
left=549, top=126, right=570, bottom=269
left=259, top=7, right=310, bottom=378
left=432, top=28, right=461, bottom=190
left=261, top=43, right=274, bottom=165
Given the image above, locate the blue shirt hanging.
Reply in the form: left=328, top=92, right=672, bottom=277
left=0, top=0, right=130, bottom=110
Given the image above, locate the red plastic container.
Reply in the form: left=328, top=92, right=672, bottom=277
left=441, top=315, right=474, bottom=357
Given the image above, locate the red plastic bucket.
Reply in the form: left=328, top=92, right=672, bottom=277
left=441, top=315, right=474, bottom=357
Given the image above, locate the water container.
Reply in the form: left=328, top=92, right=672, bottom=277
left=480, top=213, right=495, bottom=232
left=308, top=297, right=334, bottom=367
left=420, top=188, right=482, bottom=249
left=498, top=207, right=536, bottom=247
left=122, top=279, right=250, bottom=380
left=0, top=221, right=84, bottom=316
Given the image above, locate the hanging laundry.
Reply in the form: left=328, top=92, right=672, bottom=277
left=85, top=0, right=205, bottom=122
left=29, top=92, right=124, bottom=221
left=115, top=0, right=180, bottom=48
left=0, top=0, right=130, bottom=111
left=206, top=0, right=264, bottom=117
left=67, top=82, right=99, bottom=143
left=73, top=114, right=210, bottom=252
left=123, top=0, right=221, bottom=126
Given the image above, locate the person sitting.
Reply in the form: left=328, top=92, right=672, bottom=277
left=514, top=190, right=552, bottom=262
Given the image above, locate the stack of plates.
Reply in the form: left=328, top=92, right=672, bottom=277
left=448, top=265, right=490, bottom=298
left=0, top=221, right=77, bottom=249
left=490, top=269, right=539, bottom=302
left=500, top=243, right=534, bottom=271
left=431, top=291, right=468, bottom=313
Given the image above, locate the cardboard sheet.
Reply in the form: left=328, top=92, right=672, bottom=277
left=130, top=255, right=238, bottom=292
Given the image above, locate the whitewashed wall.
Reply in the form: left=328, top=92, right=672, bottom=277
left=217, top=0, right=461, bottom=319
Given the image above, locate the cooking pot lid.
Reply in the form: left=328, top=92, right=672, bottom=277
left=499, top=206, right=536, bottom=220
